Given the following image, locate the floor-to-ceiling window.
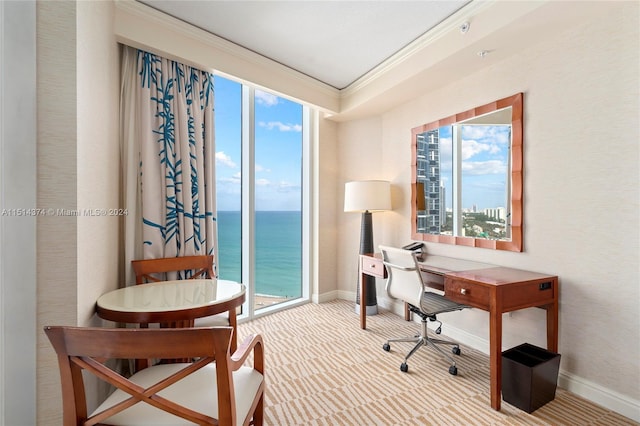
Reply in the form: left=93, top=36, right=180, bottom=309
left=214, top=75, right=310, bottom=318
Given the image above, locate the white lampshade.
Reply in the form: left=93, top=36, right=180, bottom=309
left=344, top=180, right=392, bottom=212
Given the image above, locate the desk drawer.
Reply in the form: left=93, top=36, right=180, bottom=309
left=360, top=256, right=386, bottom=278
left=501, top=280, right=556, bottom=311
left=445, top=278, right=490, bottom=310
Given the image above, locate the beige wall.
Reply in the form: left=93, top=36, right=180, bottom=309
left=337, top=114, right=385, bottom=298
left=316, top=116, right=340, bottom=301
left=336, top=2, right=639, bottom=411
left=76, top=0, right=120, bottom=326
left=37, top=2, right=78, bottom=423
left=36, top=1, right=120, bottom=424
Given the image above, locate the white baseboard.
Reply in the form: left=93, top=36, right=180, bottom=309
left=314, top=289, right=341, bottom=304
left=333, top=293, right=639, bottom=422
left=558, top=371, right=640, bottom=422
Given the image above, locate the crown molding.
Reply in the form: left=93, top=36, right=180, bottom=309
left=115, top=0, right=340, bottom=111
left=342, top=0, right=494, bottom=97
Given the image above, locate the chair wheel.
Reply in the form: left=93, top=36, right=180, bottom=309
left=400, top=363, right=409, bottom=373
left=452, top=346, right=461, bottom=356
left=449, top=366, right=458, bottom=375
left=382, top=343, right=391, bottom=352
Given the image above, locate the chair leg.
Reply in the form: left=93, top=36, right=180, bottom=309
left=253, top=394, right=264, bottom=426
left=425, top=337, right=458, bottom=367
left=423, top=317, right=459, bottom=360
left=403, top=338, right=426, bottom=364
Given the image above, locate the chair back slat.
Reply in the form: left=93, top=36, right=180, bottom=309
left=131, top=255, right=215, bottom=284
left=60, top=327, right=222, bottom=359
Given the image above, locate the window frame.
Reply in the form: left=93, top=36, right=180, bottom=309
left=216, top=78, right=312, bottom=321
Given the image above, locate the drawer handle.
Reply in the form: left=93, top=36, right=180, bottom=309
left=460, top=288, right=467, bottom=295
left=369, top=264, right=376, bottom=268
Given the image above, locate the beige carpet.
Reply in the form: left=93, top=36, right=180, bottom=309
left=238, top=300, right=638, bottom=426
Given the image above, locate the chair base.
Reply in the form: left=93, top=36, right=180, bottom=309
left=383, top=316, right=461, bottom=375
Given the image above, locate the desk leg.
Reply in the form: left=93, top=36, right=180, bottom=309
left=547, top=283, right=559, bottom=352
left=489, top=303, right=503, bottom=410
left=360, top=271, right=366, bottom=329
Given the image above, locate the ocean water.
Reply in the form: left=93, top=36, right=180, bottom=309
left=216, top=211, right=302, bottom=298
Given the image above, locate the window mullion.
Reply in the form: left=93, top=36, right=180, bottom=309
left=241, top=85, right=255, bottom=317
left=301, top=106, right=313, bottom=300
left=452, top=124, right=462, bottom=236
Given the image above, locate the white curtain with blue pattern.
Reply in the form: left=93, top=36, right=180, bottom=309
left=121, top=46, right=217, bottom=283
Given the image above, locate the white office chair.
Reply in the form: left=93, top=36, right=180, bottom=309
left=379, top=245, right=468, bottom=375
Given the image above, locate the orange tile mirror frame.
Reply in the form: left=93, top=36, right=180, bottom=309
left=411, top=93, right=523, bottom=252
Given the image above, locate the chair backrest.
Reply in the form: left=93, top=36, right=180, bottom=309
left=379, top=245, right=426, bottom=307
left=131, top=255, right=215, bottom=284
left=45, top=326, right=264, bottom=426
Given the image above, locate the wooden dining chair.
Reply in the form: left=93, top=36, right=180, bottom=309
left=45, top=325, right=265, bottom=426
left=131, top=255, right=233, bottom=330
left=131, top=255, right=216, bottom=284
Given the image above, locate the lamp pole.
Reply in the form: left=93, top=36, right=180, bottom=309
left=356, top=210, right=377, bottom=314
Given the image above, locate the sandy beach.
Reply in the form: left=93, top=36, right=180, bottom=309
left=254, top=294, right=288, bottom=309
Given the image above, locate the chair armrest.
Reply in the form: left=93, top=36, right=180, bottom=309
left=230, top=333, right=264, bottom=373
left=382, top=261, right=417, bottom=272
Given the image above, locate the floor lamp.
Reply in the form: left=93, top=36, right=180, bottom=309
left=344, top=180, right=391, bottom=315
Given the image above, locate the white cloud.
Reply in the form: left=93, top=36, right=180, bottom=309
left=215, top=173, right=242, bottom=197
left=255, top=164, right=271, bottom=173
left=439, top=135, right=453, bottom=162
left=461, top=139, right=492, bottom=160
left=255, top=90, right=279, bottom=106
left=462, top=125, right=510, bottom=145
left=215, top=151, right=237, bottom=168
left=256, top=178, right=270, bottom=186
left=461, top=160, right=506, bottom=175
left=258, top=121, right=302, bottom=132
left=217, top=172, right=241, bottom=185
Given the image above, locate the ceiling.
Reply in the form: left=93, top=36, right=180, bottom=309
left=139, top=0, right=471, bottom=90
left=129, top=1, right=614, bottom=120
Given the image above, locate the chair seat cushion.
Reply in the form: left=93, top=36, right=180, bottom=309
left=420, top=291, right=467, bottom=315
left=91, top=363, right=263, bottom=426
left=194, top=313, right=230, bottom=327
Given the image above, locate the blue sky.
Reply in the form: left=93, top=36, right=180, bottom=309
left=213, top=75, right=508, bottom=212
left=214, top=76, right=303, bottom=211
left=438, top=124, right=510, bottom=210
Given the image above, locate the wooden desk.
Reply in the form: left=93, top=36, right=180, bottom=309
left=96, top=279, right=246, bottom=351
left=359, top=253, right=559, bottom=411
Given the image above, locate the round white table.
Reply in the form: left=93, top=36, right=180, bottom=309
left=96, top=279, right=245, bottom=355
left=96, top=279, right=245, bottom=323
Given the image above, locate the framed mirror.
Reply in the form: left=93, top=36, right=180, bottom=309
left=411, top=93, right=523, bottom=251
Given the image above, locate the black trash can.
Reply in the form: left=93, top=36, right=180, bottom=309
left=502, top=343, right=561, bottom=413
